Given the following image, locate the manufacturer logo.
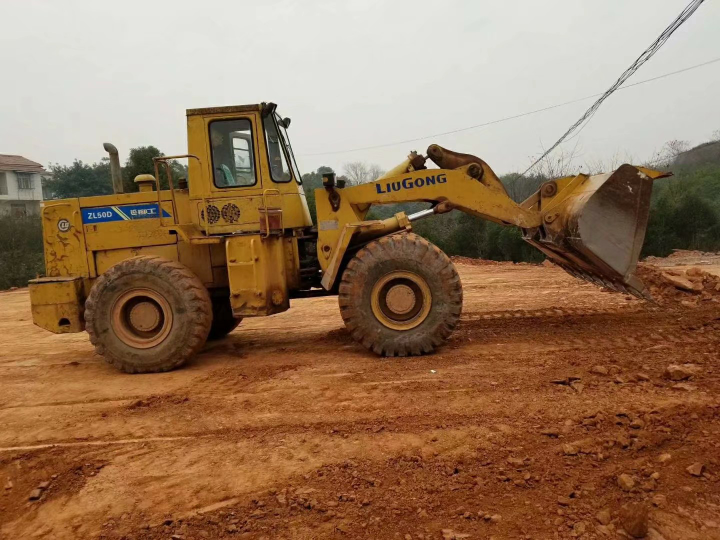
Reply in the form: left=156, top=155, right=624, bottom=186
left=57, top=219, right=71, bottom=232
left=375, top=173, right=447, bottom=194
left=81, top=204, right=172, bottom=224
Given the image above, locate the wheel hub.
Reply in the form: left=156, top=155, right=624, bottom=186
left=371, top=271, right=432, bottom=331
left=111, top=289, right=173, bottom=349
left=128, top=301, right=161, bottom=332
left=385, top=284, right=416, bottom=315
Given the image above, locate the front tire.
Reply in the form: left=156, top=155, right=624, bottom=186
left=339, top=233, right=463, bottom=356
left=85, top=256, right=212, bottom=373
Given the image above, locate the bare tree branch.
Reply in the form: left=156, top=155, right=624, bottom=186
left=342, top=162, right=385, bottom=185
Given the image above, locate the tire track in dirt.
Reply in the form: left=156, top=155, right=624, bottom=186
left=0, top=396, right=148, bottom=411
left=0, top=436, right=201, bottom=453
left=116, top=400, right=720, bottom=540
left=456, top=306, right=720, bottom=352
left=463, top=304, right=656, bottom=320
left=11, top=374, right=712, bottom=455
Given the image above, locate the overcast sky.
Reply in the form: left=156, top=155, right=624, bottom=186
left=1, top=0, right=718, bottom=178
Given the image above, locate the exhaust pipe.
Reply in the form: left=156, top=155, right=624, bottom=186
left=103, top=142, right=124, bottom=194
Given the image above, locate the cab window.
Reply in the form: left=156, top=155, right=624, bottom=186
left=263, top=116, right=292, bottom=183
left=276, top=114, right=302, bottom=184
left=209, top=118, right=256, bottom=188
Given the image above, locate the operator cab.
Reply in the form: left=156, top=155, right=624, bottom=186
left=185, top=102, right=312, bottom=234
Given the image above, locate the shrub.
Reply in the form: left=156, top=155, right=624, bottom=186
left=0, top=214, right=45, bottom=290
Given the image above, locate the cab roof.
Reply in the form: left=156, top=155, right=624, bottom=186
left=185, top=104, right=263, bottom=117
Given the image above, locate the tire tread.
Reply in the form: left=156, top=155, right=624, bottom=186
left=338, top=233, right=462, bottom=357
left=85, top=256, right=212, bottom=373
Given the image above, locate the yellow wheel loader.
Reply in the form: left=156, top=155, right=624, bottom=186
left=29, top=102, right=668, bottom=373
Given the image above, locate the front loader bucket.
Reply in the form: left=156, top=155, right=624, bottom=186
left=524, top=164, right=667, bottom=300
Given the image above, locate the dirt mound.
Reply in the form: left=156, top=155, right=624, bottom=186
left=667, top=249, right=716, bottom=260
left=636, top=264, right=720, bottom=306
left=450, top=256, right=499, bottom=266
left=644, top=250, right=720, bottom=265
left=450, top=256, right=537, bottom=267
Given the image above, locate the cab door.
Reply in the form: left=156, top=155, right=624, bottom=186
left=198, top=114, right=268, bottom=235
left=186, top=106, right=311, bottom=236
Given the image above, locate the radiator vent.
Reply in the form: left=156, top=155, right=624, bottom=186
left=221, top=203, right=241, bottom=223
left=201, top=205, right=220, bottom=224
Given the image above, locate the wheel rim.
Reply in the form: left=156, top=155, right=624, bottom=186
left=111, top=288, right=173, bottom=348
left=371, top=271, right=432, bottom=330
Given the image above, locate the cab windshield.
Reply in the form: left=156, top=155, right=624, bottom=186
left=264, top=113, right=302, bottom=184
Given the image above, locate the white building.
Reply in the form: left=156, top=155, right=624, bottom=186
left=0, top=155, right=47, bottom=216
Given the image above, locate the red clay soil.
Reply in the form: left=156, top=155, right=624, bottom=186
left=0, top=256, right=719, bottom=539
left=645, top=250, right=718, bottom=263
left=636, top=264, right=720, bottom=306
left=450, top=256, right=500, bottom=266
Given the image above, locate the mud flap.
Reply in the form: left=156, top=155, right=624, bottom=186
left=525, top=164, right=665, bottom=300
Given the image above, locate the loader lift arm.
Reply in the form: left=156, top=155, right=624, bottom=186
left=315, top=144, right=669, bottom=300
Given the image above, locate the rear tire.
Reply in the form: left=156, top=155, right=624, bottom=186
left=208, top=294, right=242, bottom=340
left=85, top=256, right=212, bottom=373
left=339, top=233, right=463, bottom=356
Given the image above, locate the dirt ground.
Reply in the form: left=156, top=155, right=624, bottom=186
left=1, top=256, right=719, bottom=540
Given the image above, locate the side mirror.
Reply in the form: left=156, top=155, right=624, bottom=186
left=322, top=172, right=336, bottom=188
left=282, top=117, right=291, bottom=128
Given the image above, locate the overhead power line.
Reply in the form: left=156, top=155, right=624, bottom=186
left=300, top=56, right=717, bottom=157
left=518, top=0, right=706, bottom=178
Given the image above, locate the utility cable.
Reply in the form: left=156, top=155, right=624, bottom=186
left=301, top=7, right=712, bottom=159
left=300, top=56, right=718, bottom=157
left=517, top=0, right=706, bottom=178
